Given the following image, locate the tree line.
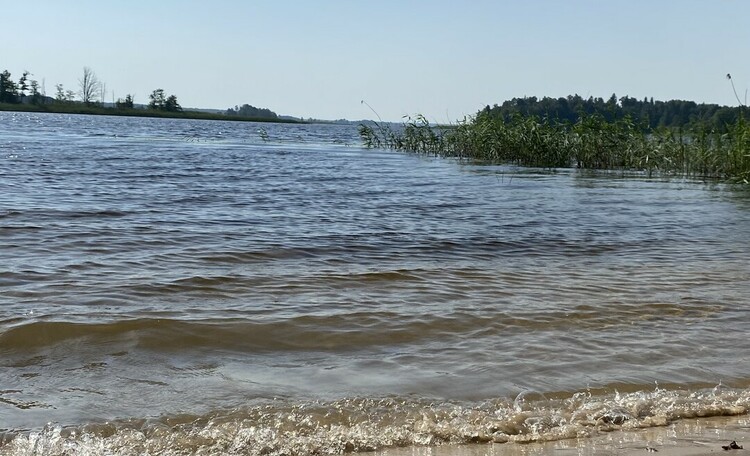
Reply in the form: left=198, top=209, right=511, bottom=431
left=225, top=104, right=278, bottom=119
left=1, top=66, right=182, bottom=113
left=479, top=93, right=744, bottom=132
left=1, top=69, right=41, bottom=104
left=1, top=66, right=282, bottom=120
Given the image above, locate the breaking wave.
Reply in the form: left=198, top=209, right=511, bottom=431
left=2, top=386, right=748, bottom=455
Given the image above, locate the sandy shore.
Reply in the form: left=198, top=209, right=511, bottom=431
left=359, top=415, right=750, bottom=456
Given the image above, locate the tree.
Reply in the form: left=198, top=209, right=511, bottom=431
left=0, top=70, right=18, bottom=103
left=55, top=83, right=75, bottom=103
left=56, top=84, right=76, bottom=103
left=18, top=71, right=29, bottom=98
left=100, top=82, right=106, bottom=106
left=55, top=83, right=66, bottom=102
left=164, top=94, right=182, bottom=112
left=29, top=79, right=41, bottom=105
left=116, top=94, right=134, bottom=109
left=225, top=103, right=278, bottom=119
left=78, top=66, right=101, bottom=105
left=148, top=88, right=166, bottom=110
left=148, top=89, right=182, bottom=112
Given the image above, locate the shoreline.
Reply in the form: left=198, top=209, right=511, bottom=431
left=0, top=103, right=302, bottom=124
left=360, top=415, right=750, bottom=456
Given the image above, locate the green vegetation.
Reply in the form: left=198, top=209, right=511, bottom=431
left=226, top=104, right=278, bottom=120
left=148, top=89, right=182, bottom=112
left=480, top=93, right=743, bottom=132
left=0, top=100, right=298, bottom=123
left=0, top=66, right=292, bottom=123
left=360, top=87, right=750, bottom=183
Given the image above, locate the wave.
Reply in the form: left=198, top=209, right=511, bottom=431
left=1, top=386, right=748, bottom=455
left=0, top=316, right=423, bottom=352
left=190, top=236, right=691, bottom=266
left=0, top=300, right=724, bottom=354
left=0, top=208, right=129, bottom=220
left=0, top=314, right=500, bottom=353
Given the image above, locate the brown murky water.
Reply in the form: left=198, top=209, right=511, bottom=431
left=2, top=112, right=750, bottom=455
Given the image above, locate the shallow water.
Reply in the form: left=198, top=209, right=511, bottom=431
left=2, top=112, right=750, bottom=454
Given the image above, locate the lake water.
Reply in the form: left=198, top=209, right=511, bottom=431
left=2, top=111, right=750, bottom=455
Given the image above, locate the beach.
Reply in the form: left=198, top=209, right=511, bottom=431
left=364, top=415, right=750, bottom=456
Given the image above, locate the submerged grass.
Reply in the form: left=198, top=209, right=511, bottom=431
left=360, top=110, right=750, bottom=183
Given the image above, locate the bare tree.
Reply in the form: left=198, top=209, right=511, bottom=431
left=78, top=66, right=101, bottom=105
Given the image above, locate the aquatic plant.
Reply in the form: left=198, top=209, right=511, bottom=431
left=359, top=107, right=750, bottom=182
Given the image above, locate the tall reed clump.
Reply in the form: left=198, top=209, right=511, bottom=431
left=720, top=114, right=750, bottom=182
left=359, top=115, right=451, bottom=154
left=359, top=107, right=750, bottom=182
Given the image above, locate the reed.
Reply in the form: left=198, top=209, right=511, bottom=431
left=359, top=109, right=750, bottom=182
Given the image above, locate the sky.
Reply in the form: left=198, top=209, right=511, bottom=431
left=2, top=0, right=750, bottom=122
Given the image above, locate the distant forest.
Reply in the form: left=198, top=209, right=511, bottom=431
left=0, top=67, right=280, bottom=120
left=480, top=94, right=744, bottom=131
left=225, top=104, right=278, bottom=120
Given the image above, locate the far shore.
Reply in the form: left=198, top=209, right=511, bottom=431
left=0, top=102, right=303, bottom=124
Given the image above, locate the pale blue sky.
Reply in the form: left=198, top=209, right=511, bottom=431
left=3, top=1, right=749, bottom=121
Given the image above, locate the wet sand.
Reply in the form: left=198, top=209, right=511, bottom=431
left=361, top=415, right=750, bottom=456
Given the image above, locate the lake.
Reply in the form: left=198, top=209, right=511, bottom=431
left=2, top=112, right=750, bottom=455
